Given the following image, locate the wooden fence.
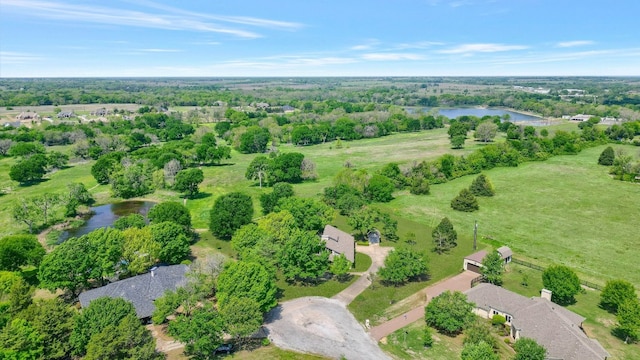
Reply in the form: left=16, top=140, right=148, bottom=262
left=511, top=258, right=603, bottom=291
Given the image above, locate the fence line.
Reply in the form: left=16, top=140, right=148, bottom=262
left=470, top=275, right=485, bottom=287
left=511, top=257, right=603, bottom=291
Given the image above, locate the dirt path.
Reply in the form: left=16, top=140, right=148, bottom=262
left=331, top=244, right=392, bottom=305
left=369, top=270, right=479, bottom=340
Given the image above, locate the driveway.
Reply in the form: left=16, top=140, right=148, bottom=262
left=265, top=297, right=390, bottom=360
left=369, top=270, right=479, bottom=340
left=331, top=244, right=391, bottom=305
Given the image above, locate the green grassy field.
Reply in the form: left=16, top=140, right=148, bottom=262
left=2, top=127, right=637, bottom=292
left=379, top=144, right=640, bottom=287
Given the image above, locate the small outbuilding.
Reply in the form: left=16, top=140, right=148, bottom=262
left=463, top=246, right=513, bottom=273
left=321, top=225, right=355, bottom=263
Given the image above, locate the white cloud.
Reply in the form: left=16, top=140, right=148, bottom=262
left=555, top=40, right=595, bottom=48
left=138, top=48, right=182, bottom=53
left=2, top=0, right=301, bottom=39
left=362, top=53, right=424, bottom=61
left=132, top=0, right=303, bottom=30
left=438, top=43, right=528, bottom=54
left=394, top=41, right=444, bottom=50
left=0, top=51, right=43, bottom=64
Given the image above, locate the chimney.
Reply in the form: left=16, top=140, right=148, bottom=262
left=541, top=288, right=552, bottom=301
left=150, top=266, right=158, bottom=277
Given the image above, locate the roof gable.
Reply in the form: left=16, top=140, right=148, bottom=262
left=321, top=225, right=355, bottom=262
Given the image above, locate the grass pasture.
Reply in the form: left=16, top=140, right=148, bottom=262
left=378, top=144, right=640, bottom=288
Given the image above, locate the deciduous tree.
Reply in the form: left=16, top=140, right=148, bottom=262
left=0, top=235, right=45, bottom=271
left=279, top=230, right=330, bottom=282
left=38, top=236, right=94, bottom=296
left=276, top=197, right=334, bottom=233
left=168, top=305, right=225, bottom=359
left=69, top=297, right=138, bottom=356
left=365, top=174, right=395, bottom=202
left=481, top=251, right=504, bottom=286
left=513, top=337, right=547, bottom=360
left=174, top=168, right=204, bottom=198
left=461, top=341, right=499, bottom=360
left=209, top=192, right=254, bottom=239
left=330, top=253, right=352, bottom=281
left=148, top=201, right=191, bottom=230
left=122, top=227, right=159, bottom=275
left=425, top=290, right=474, bottom=335
left=474, top=122, right=499, bottom=143
left=378, top=248, right=428, bottom=285
left=150, top=222, right=191, bottom=264
left=217, top=261, right=277, bottom=313
left=616, top=298, right=640, bottom=343
left=600, top=279, right=637, bottom=313
left=541, top=265, right=581, bottom=305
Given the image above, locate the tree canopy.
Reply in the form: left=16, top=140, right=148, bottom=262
left=425, top=290, right=474, bottom=335
left=216, top=261, right=277, bottom=313
left=600, top=279, right=637, bottom=313
left=0, top=235, right=45, bottom=272
left=541, top=265, right=581, bottom=305
left=481, top=251, right=504, bottom=286
left=209, top=192, right=254, bottom=239
left=378, top=248, right=428, bottom=286
left=513, top=337, right=547, bottom=360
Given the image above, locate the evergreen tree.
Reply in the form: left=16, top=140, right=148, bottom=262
left=470, top=174, right=495, bottom=197
left=432, top=217, right=457, bottom=254
left=598, top=146, right=615, bottom=166
left=451, top=188, right=479, bottom=212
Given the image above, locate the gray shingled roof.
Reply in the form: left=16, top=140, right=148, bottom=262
left=497, top=246, right=513, bottom=259
left=465, top=250, right=488, bottom=263
left=78, top=264, right=189, bottom=318
left=321, top=225, right=355, bottom=262
left=465, top=284, right=609, bottom=360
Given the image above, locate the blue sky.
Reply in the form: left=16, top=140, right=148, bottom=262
left=1, top=0, right=639, bottom=77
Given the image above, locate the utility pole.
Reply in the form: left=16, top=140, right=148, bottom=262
left=473, top=220, right=478, bottom=251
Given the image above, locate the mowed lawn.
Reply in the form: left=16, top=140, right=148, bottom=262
left=380, top=144, right=640, bottom=287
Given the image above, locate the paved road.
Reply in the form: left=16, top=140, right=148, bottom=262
left=369, top=270, right=479, bottom=340
left=332, top=244, right=391, bottom=305
left=265, top=297, right=391, bottom=360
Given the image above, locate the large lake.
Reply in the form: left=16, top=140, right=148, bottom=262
left=58, top=201, right=155, bottom=242
left=407, top=107, right=544, bottom=122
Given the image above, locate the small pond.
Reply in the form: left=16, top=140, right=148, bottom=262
left=58, top=201, right=156, bottom=242
left=406, top=107, right=548, bottom=124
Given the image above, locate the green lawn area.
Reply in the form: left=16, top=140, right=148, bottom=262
left=502, top=263, right=640, bottom=360
left=379, top=321, right=463, bottom=360
left=353, top=252, right=372, bottom=272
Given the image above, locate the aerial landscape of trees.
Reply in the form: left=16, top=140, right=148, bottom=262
left=1, top=76, right=640, bottom=359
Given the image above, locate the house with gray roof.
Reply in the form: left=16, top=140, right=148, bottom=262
left=78, top=264, right=189, bottom=319
left=321, top=225, right=355, bottom=263
left=465, top=283, right=609, bottom=360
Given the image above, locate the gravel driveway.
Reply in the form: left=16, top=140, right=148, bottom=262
left=264, top=297, right=390, bottom=360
